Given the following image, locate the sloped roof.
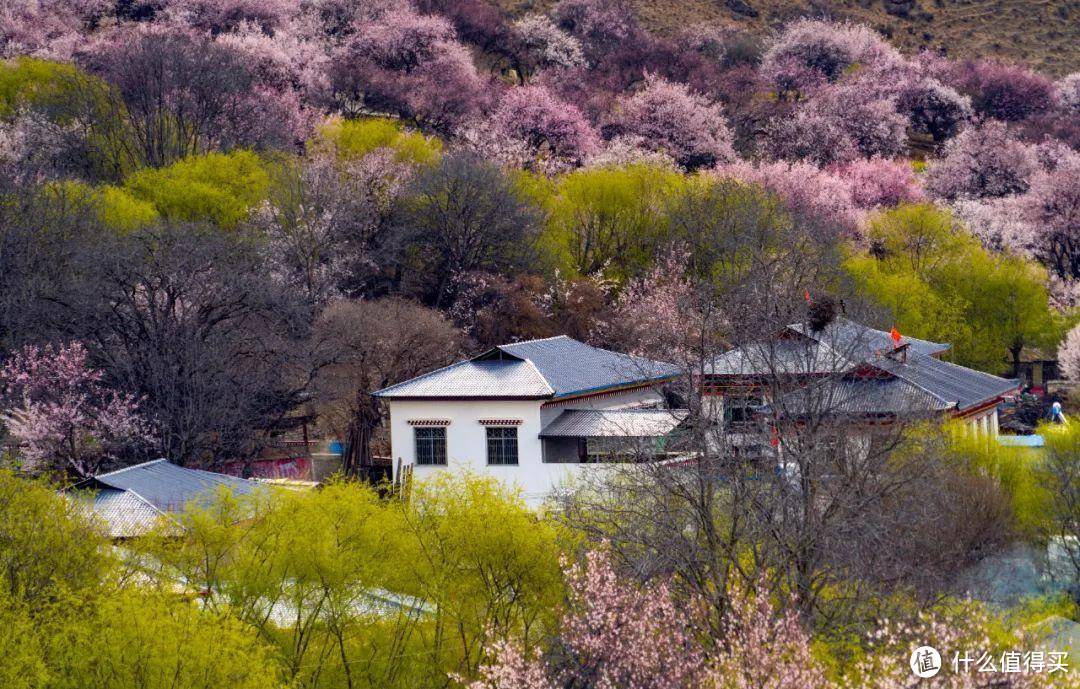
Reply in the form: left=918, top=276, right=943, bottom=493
left=540, top=409, right=688, bottom=437
left=707, top=337, right=857, bottom=376
left=789, top=319, right=951, bottom=357
left=710, top=319, right=1016, bottom=414
left=373, top=359, right=554, bottom=399
left=375, top=336, right=678, bottom=400
left=774, top=377, right=953, bottom=416
left=71, top=459, right=256, bottom=513
left=69, top=488, right=166, bottom=539
left=875, top=351, right=1018, bottom=411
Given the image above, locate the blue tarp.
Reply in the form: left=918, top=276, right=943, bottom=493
left=997, top=434, right=1045, bottom=447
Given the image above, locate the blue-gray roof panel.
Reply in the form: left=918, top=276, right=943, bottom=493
left=375, top=336, right=677, bottom=399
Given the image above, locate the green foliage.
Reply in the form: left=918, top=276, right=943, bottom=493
left=0, top=57, right=86, bottom=120
left=96, top=185, right=160, bottom=232
left=123, top=151, right=273, bottom=228
left=47, top=590, right=280, bottom=689
left=0, top=470, right=109, bottom=611
left=946, top=427, right=1053, bottom=539
left=544, top=163, right=685, bottom=281
left=316, top=116, right=443, bottom=166
left=846, top=203, right=1060, bottom=371
left=136, top=473, right=566, bottom=689
left=402, top=473, right=566, bottom=682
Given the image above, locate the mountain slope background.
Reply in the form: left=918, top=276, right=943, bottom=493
left=498, top=0, right=1080, bottom=74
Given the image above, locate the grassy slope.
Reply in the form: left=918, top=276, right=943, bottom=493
left=498, top=0, right=1080, bottom=75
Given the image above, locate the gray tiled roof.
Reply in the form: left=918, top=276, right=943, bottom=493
left=540, top=409, right=688, bottom=437
left=373, top=359, right=554, bottom=399
left=710, top=319, right=1016, bottom=413
left=71, top=459, right=256, bottom=513
left=69, top=488, right=166, bottom=539
left=375, top=336, right=678, bottom=400
left=876, top=351, right=1019, bottom=411
left=789, top=319, right=950, bottom=357
left=707, top=338, right=856, bottom=376
left=774, top=377, right=953, bottom=416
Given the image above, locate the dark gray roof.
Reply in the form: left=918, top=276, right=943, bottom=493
left=876, top=351, right=1018, bottom=411
left=707, top=338, right=856, bottom=376
left=540, top=409, right=688, bottom=437
left=376, top=336, right=678, bottom=400
left=789, top=319, right=950, bottom=357
left=710, top=319, right=1016, bottom=413
left=70, top=459, right=256, bottom=513
left=774, top=377, right=952, bottom=417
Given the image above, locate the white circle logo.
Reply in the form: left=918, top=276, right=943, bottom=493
left=910, top=646, right=942, bottom=678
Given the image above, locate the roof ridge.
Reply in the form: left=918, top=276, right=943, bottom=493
left=499, top=334, right=571, bottom=347
left=93, top=457, right=169, bottom=479
left=520, top=358, right=556, bottom=395
left=870, top=350, right=956, bottom=406
left=121, top=488, right=169, bottom=516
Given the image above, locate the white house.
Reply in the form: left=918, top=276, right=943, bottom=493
left=373, top=336, right=682, bottom=503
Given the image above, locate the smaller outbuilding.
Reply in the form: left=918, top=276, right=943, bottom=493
left=65, top=459, right=256, bottom=539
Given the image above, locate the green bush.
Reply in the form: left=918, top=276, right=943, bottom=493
left=123, top=151, right=273, bottom=228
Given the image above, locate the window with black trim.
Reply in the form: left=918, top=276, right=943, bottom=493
left=486, top=427, right=518, bottom=465
left=415, top=427, right=447, bottom=465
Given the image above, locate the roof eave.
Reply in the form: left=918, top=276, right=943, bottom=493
left=548, top=373, right=679, bottom=401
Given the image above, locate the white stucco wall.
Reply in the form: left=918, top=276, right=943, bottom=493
left=387, top=386, right=664, bottom=505
left=386, top=398, right=587, bottom=504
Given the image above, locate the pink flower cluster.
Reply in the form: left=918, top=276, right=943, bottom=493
left=0, top=342, right=151, bottom=476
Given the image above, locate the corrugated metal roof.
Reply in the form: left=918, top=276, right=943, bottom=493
left=539, top=409, right=687, bottom=437
left=789, top=319, right=951, bottom=357
left=74, top=459, right=256, bottom=513
left=710, top=319, right=1016, bottom=413
left=375, top=336, right=678, bottom=400
left=875, top=352, right=1018, bottom=411
left=773, top=377, right=952, bottom=416
left=707, top=338, right=856, bottom=376
left=69, top=488, right=167, bottom=539
left=496, top=336, right=678, bottom=398
left=373, top=359, right=554, bottom=399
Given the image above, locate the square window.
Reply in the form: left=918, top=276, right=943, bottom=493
left=415, top=427, right=446, bottom=466
left=486, top=427, right=518, bottom=465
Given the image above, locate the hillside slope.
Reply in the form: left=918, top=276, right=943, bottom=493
left=499, top=0, right=1080, bottom=75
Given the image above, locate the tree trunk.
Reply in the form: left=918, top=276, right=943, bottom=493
left=342, top=392, right=380, bottom=480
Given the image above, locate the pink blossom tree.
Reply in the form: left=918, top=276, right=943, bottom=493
left=0, top=342, right=152, bottom=477
left=832, top=157, right=924, bottom=209
left=615, top=74, right=736, bottom=170
left=954, top=59, right=1058, bottom=122
left=925, top=121, right=1039, bottom=201
left=764, top=79, right=907, bottom=166
left=760, top=19, right=900, bottom=98
left=330, top=8, right=487, bottom=132
left=462, top=84, right=599, bottom=173
left=895, top=75, right=973, bottom=142
left=1058, top=73, right=1080, bottom=114
left=468, top=549, right=837, bottom=689
left=0, top=0, right=110, bottom=60
left=163, top=0, right=293, bottom=35
left=715, top=160, right=864, bottom=237
left=1060, top=324, right=1080, bottom=382
left=553, top=0, right=637, bottom=57
left=1020, top=157, right=1080, bottom=281
left=467, top=549, right=709, bottom=689
left=510, top=14, right=584, bottom=83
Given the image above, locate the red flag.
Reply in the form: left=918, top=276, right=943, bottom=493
left=890, top=327, right=902, bottom=345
